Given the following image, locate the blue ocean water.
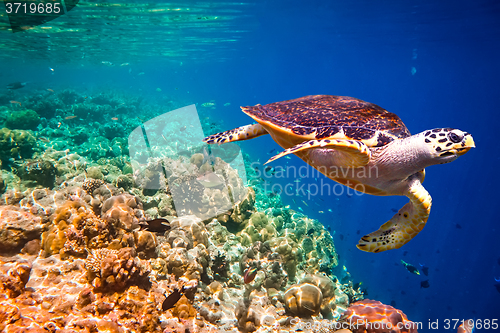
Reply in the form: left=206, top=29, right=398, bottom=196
left=1, top=0, right=499, bottom=331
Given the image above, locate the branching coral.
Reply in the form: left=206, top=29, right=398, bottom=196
left=85, top=247, right=151, bottom=291
left=82, top=178, right=104, bottom=195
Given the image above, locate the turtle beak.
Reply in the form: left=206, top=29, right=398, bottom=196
left=456, top=134, right=475, bottom=156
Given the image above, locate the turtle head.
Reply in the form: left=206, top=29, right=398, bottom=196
left=423, top=128, right=475, bottom=164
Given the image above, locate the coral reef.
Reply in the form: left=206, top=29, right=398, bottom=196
left=0, top=88, right=385, bottom=333
left=339, top=299, right=418, bottom=333
left=284, top=283, right=323, bottom=317
left=0, top=128, right=36, bottom=163
left=85, top=247, right=151, bottom=291
left=0, top=205, right=43, bottom=254
left=5, top=108, right=40, bottom=130
left=15, top=159, right=57, bottom=187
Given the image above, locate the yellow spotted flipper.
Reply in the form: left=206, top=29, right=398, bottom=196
left=265, top=138, right=371, bottom=167
left=357, top=179, right=432, bottom=253
left=203, top=124, right=268, bottom=144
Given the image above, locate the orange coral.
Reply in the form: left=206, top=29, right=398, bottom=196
left=340, top=299, right=418, bottom=333
left=101, top=194, right=143, bottom=230
left=85, top=247, right=151, bottom=292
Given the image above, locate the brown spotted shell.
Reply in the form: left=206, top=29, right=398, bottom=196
left=241, top=95, right=410, bottom=147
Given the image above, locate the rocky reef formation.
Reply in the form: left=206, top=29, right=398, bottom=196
left=0, top=144, right=358, bottom=332
left=0, top=88, right=412, bottom=332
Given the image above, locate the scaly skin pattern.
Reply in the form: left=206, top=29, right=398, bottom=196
left=357, top=178, right=432, bottom=253
left=202, top=124, right=268, bottom=144
left=265, top=138, right=371, bottom=167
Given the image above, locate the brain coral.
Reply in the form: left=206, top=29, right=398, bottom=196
left=340, top=299, right=418, bottom=333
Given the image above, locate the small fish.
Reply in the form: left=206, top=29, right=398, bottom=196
left=138, top=218, right=171, bottom=233
left=180, top=126, right=187, bottom=131
left=156, top=88, right=162, bottom=92
left=101, top=61, right=113, bottom=66
left=339, top=234, right=344, bottom=241
left=111, top=117, right=119, bottom=121
left=162, top=287, right=184, bottom=311
left=318, top=211, right=324, bottom=213
left=302, top=200, right=308, bottom=207
left=49, top=67, right=54, bottom=72
left=243, top=267, right=258, bottom=284
left=390, top=300, right=397, bottom=307
left=264, top=166, right=276, bottom=175
left=47, top=88, right=54, bottom=92
left=353, top=282, right=362, bottom=289
left=197, top=172, right=225, bottom=188
left=120, top=62, right=130, bottom=66
left=391, top=208, right=398, bottom=213
left=455, top=223, right=462, bottom=229
left=10, top=100, right=22, bottom=106
left=401, top=260, right=420, bottom=275
left=285, top=156, right=291, bottom=159
left=137, top=72, right=145, bottom=75
left=327, top=209, right=332, bottom=212
left=201, top=102, right=215, bottom=107
left=356, top=229, right=361, bottom=235
left=65, top=115, right=77, bottom=120
left=38, top=137, right=50, bottom=143
left=420, top=280, right=430, bottom=288
left=298, top=207, right=303, bottom=211
left=7, top=82, right=26, bottom=90
left=223, top=103, right=231, bottom=106
left=268, top=148, right=276, bottom=155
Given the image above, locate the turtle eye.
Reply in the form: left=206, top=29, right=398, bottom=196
left=448, top=132, right=462, bottom=143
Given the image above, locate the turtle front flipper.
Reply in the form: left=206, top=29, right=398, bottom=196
left=357, top=179, right=432, bottom=253
left=265, top=139, right=371, bottom=167
left=203, top=124, right=268, bottom=144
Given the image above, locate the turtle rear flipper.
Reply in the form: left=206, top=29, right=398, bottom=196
left=203, top=124, right=268, bottom=144
left=357, top=179, right=432, bottom=253
left=265, top=138, right=371, bottom=168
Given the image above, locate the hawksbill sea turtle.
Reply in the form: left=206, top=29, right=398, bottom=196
left=203, top=95, right=475, bottom=253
